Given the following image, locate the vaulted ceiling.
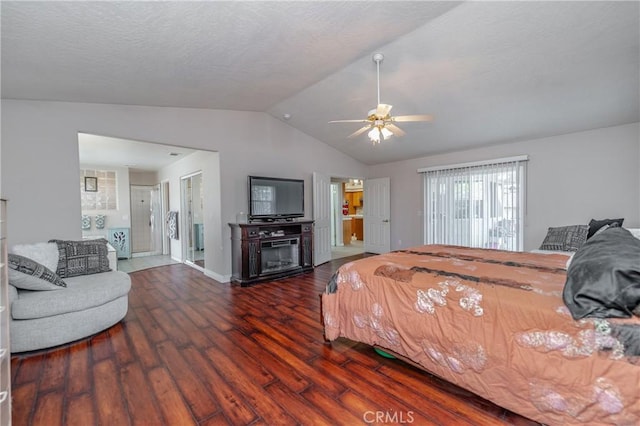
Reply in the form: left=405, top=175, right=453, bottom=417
left=2, top=1, right=638, bottom=165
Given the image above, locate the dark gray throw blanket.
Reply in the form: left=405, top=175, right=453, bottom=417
left=564, top=227, right=640, bottom=319
left=563, top=227, right=640, bottom=356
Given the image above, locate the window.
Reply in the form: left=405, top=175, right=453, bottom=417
left=420, top=156, right=528, bottom=251
left=80, top=169, right=117, bottom=210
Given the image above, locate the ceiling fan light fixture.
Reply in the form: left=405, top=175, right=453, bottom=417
left=367, top=125, right=393, bottom=144
left=368, top=127, right=381, bottom=144
left=330, top=52, right=432, bottom=143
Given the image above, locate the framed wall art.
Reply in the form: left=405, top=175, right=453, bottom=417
left=84, top=176, right=98, bottom=192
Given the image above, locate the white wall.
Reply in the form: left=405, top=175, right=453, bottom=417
left=156, top=151, right=223, bottom=280
left=129, top=170, right=158, bottom=186
left=367, top=122, right=640, bottom=251
left=5, top=99, right=632, bottom=271
left=0, top=100, right=366, bottom=279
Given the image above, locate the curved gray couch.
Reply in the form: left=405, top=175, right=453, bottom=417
left=8, top=270, right=131, bottom=353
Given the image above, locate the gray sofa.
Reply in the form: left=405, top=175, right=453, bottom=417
left=9, top=271, right=130, bottom=352
left=7, top=240, right=131, bottom=353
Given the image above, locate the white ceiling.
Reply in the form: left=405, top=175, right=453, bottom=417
left=2, top=1, right=639, bottom=166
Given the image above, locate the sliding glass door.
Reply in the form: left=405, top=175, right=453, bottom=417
left=181, top=172, right=204, bottom=269
left=423, top=158, right=526, bottom=251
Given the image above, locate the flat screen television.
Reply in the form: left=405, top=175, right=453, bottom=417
left=248, top=176, right=304, bottom=221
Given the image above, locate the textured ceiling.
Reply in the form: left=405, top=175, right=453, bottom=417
left=1, top=1, right=456, bottom=111
left=2, top=1, right=639, bottom=165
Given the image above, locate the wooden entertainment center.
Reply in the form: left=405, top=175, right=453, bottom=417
left=229, top=220, right=314, bottom=286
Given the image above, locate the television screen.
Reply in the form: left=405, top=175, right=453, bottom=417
left=248, top=176, right=304, bottom=220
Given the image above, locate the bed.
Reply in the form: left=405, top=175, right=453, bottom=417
left=321, top=228, right=640, bottom=425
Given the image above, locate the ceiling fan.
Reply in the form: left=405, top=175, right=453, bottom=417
left=329, top=52, right=433, bottom=144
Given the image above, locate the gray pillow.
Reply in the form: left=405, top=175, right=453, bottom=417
left=49, top=239, right=111, bottom=277
left=587, top=218, right=624, bottom=239
left=539, top=225, right=589, bottom=252
left=7, top=253, right=67, bottom=290
left=11, top=242, right=59, bottom=272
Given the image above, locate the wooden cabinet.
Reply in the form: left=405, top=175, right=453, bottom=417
left=342, top=219, right=352, bottom=245
left=353, top=217, right=364, bottom=241
left=352, top=191, right=363, bottom=207
left=345, top=191, right=363, bottom=214
left=230, top=220, right=314, bottom=286
left=0, top=199, right=11, bottom=426
left=301, top=225, right=313, bottom=268
left=108, top=227, right=131, bottom=259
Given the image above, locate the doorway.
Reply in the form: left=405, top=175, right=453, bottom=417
left=78, top=133, right=222, bottom=276
left=330, top=177, right=365, bottom=260
left=314, top=173, right=391, bottom=264
left=181, top=172, right=205, bottom=270
left=130, top=185, right=163, bottom=256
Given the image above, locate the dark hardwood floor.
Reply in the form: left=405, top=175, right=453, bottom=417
left=10, top=255, right=538, bottom=425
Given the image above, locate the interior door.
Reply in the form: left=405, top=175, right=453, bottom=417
left=363, top=177, right=390, bottom=254
left=130, top=185, right=153, bottom=254
left=313, top=172, right=332, bottom=265
left=149, top=184, right=162, bottom=255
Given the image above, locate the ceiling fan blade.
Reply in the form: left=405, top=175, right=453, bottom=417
left=348, top=125, right=372, bottom=139
left=392, top=114, right=434, bottom=122
left=385, top=123, right=406, bottom=137
left=375, top=104, right=392, bottom=118
left=329, top=119, right=369, bottom=123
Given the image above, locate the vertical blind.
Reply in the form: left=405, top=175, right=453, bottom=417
left=420, top=156, right=528, bottom=251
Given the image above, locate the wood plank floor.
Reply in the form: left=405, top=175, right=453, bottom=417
left=10, top=255, right=539, bottom=425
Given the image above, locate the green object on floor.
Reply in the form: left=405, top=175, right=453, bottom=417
left=374, top=347, right=396, bottom=359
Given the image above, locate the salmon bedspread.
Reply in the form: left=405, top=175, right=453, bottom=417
left=321, top=245, right=640, bottom=425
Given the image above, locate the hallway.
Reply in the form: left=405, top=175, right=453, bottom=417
left=331, top=240, right=364, bottom=260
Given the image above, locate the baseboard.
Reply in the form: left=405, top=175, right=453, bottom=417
left=204, top=269, right=230, bottom=283
left=132, top=251, right=161, bottom=258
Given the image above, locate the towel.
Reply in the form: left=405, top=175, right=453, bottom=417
left=167, top=211, right=179, bottom=239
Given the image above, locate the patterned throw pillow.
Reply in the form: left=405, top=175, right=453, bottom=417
left=7, top=253, right=67, bottom=290
left=539, top=225, right=589, bottom=252
left=49, top=239, right=112, bottom=278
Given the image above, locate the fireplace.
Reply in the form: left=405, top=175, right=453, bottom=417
left=260, top=237, right=300, bottom=275
left=229, top=221, right=314, bottom=286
